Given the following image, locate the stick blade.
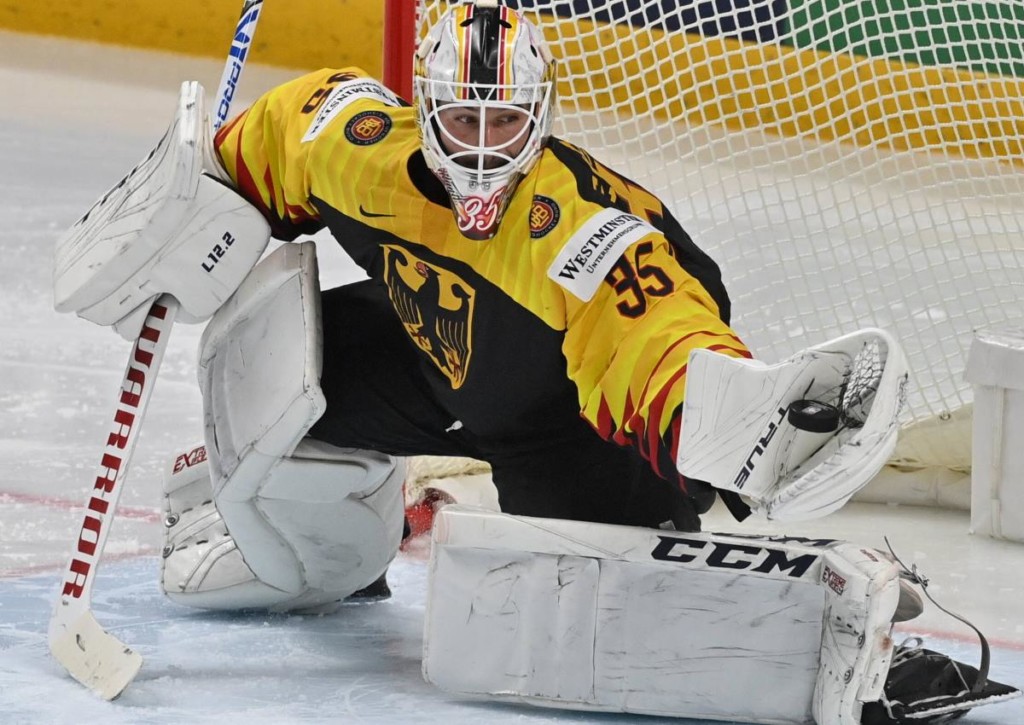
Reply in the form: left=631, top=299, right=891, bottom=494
left=49, top=609, right=142, bottom=700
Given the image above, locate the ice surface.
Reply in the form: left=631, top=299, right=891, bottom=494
left=1, top=547, right=1018, bottom=724
left=0, top=29, right=1021, bottom=724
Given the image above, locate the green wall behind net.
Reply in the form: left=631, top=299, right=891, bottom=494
left=786, top=0, right=1024, bottom=77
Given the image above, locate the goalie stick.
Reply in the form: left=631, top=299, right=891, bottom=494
left=47, top=0, right=264, bottom=700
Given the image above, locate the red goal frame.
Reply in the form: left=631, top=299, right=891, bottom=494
left=383, top=0, right=417, bottom=101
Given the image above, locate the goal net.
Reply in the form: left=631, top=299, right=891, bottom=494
left=385, top=0, right=1024, bottom=507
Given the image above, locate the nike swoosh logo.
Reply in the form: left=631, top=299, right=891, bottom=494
left=359, top=204, right=396, bottom=218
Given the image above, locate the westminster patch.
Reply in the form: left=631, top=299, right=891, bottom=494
left=547, top=208, right=656, bottom=301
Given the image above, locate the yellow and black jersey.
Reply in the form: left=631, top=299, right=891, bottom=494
left=215, top=67, right=751, bottom=484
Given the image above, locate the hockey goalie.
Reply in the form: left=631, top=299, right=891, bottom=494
left=51, top=0, right=1018, bottom=720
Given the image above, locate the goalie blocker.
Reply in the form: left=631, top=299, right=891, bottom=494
left=52, top=81, right=271, bottom=340
left=424, top=506, right=1020, bottom=724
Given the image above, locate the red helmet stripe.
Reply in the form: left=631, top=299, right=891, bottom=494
left=496, top=6, right=508, bottom=100
left=458, top=4, right=474, bottom=98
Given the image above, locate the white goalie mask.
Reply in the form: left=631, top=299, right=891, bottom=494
left=415, top=2, right=556, bottom=240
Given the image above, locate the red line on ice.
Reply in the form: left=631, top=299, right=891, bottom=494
left=0, top=491, right=160, bottom=522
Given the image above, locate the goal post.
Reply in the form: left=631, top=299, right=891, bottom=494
left=383, top=0, right=1024, bottom=510
left=383, top=0, right=418, bottom=101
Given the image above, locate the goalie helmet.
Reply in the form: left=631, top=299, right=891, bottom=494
left=415, top=1, right=556, bottom=240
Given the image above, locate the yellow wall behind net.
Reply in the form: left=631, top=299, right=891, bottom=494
left=0, top=0, right=386, bottom=75
left=546, top=15, right=1024, bottom=165
left=3, top=0, right=1021, bottom=163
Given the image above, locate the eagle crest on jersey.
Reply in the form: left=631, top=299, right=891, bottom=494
left=383, top=245, right=475, bottom=388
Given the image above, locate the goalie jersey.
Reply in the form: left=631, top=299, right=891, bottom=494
left=214, top=68, right=751, bottom=502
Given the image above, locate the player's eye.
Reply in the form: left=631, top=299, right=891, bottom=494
left=494, top=113, right=522, bottom=126
left=446, top=113, right=479, bottom=127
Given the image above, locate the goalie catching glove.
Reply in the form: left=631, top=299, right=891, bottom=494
left=678, top=328, right=908, bottom=520
left=52, top=81, right=270, bottom=339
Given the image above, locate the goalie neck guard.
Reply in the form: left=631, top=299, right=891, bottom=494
left=414, top=2, right=556, bottom=240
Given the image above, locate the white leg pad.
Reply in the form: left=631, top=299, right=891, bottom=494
left=160, top=241, right=404, bottom=611
left=162, top=444, right=276, bottom=610
left=161, top=442, right=405, bottom=612
left=424, top=506, right=900, bottom=724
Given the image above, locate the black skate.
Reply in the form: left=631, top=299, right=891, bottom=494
left=862, top=637, right=1020, bottom=723
left=342, top=572, right=392, bottom=603
left=861, top=541, right=1022, bottom=723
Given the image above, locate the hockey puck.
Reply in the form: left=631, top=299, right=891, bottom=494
left=787, top=399, right=841, bottom=433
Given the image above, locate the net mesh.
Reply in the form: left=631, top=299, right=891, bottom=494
left=403, top=0, right=1024, bottom=487
left=837, top=338, right=884, bottom=430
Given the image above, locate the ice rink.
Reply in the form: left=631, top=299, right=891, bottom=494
left=0, top=30, right=1022, bottom=723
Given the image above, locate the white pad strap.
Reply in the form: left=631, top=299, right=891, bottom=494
left=53, top=81, right=270, bottom=339
left=424, top=506, right=900, bottom=724
left=678, top=328, right=909, bottom=520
